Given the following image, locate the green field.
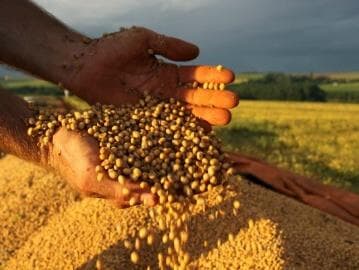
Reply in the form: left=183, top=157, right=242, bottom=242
left=235, top=71, right=359, bottom=82
left=320, top=81, right=359, bottom=92
left=0, top=78, right=54, bottom=88
left=232, top=71, right=359, bottom=103
left=313, top=71, right=359, bottom=81
left=0, top=78, right=61, bottom=96
left=216, top=101, right=359, bottom=193
left=234, top=72, right=266, bottom=83
left=319, top=82, right=359, bottom=102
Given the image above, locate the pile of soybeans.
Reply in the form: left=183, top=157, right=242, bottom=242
left=1, top=158, right=359, bottom=269
left=26, top=94, right=235, bottom=269
left=0, top=94, right=358, bottom=269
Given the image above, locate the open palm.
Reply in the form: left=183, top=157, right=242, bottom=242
left=50, top=127, right=156, bottom=208
left=65, top=27, right=238, bottom=126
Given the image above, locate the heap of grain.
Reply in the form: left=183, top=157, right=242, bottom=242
left=26, top=90, right=236, bottom=269
left=3, top=174, right=359, bottom=269
left=0, top=155, right=80, bottom=267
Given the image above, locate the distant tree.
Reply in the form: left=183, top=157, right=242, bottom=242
left=230, top=73, right=327, bottom=102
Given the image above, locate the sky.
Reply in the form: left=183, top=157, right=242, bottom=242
left=1, top=0, right=359, bottom=76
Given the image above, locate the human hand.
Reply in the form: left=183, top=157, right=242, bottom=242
left=63, top=27, right=238, bottom=126
left=49, top=127, right=157, bottom=208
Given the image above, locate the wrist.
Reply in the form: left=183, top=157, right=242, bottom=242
left=0, top=89, right=47, bottom=165
left=47, top=37, right=92, bottom=90
left=0, top=0, right=91, bottom=91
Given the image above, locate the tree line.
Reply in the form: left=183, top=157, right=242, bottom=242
left=230, top=73, right=327, bottom=102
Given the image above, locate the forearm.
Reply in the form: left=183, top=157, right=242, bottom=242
left=0, top=88, right=46, bottom=165
left=0, top=0, right=88, bottom=87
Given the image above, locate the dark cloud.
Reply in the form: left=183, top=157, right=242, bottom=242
left=1, top=0, right=359, bottom=75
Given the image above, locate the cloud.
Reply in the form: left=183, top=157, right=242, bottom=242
left=2, top=0, right=359, bottom=73
left=33, top=0, right=214, bottom=26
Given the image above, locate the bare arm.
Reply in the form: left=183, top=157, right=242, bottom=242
left=0, top=87, right=47, bottom=165
left=0, top=87, right=156, bottom=206
left=0, top=0, right=238, bottom=127
left=0, top=0, right=86, bottom=87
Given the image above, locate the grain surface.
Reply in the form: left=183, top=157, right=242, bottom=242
left=1, top=156, right=359, bottom=269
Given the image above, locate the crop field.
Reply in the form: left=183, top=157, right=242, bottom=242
left=216, top=101, right=359, bottom=193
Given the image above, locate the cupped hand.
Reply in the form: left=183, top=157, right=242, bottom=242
left=64, top=27, right=238, bottom=126
left=49, top=127, right=157, bottom=208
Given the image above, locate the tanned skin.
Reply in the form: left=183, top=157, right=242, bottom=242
left=0, top=88, right=157, bottom=207
left=0, top=0, right=238, bottom=207
left=0, top=89, right=45, bottom=164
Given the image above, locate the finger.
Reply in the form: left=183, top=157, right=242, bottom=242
left=196, top=118, right=212, bottom=132
left=111, top=190, right=157, bottom=208
left=147, top=31, right=199, bottom=61
left=141, top=193, right=158, bottom=207
left=118, top=181, right=157, bottom=207
left=174, top=88, right=239, bottom=109
left=86, top=178, right=120, bottom=199
left=110, top=199, right=130, bottom=209
left=110, top=191, right=142, bottom=209
left=186, top=105, right=232, bottom=126
left=179, top=65, right=235, bottom=84
left=87, top=177, right=155, bottom=205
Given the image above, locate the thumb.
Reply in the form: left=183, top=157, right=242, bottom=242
left=147, top=29, right=199, bottom=61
